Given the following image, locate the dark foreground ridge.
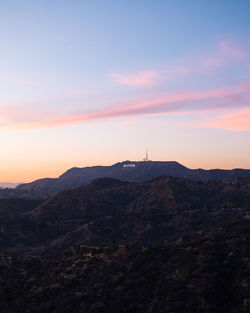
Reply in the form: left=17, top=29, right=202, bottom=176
left=0, top=176, right=249, bottom=312
left=9, top=160, right=250, bottom=199
left=0, top=175, right=249, bottom=251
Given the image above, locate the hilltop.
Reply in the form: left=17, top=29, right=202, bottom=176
left=11, top=160, right=250, bottom=199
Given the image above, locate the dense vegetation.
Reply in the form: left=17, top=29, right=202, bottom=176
left=1, top=222, right=250, bottom=313
left=0, top=176, right=249, bottom=312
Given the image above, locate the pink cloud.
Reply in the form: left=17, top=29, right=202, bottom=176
left=174, top=66, right=193, bottom=75
left=219, top=40, right=246, bottom=59
left=2, top=83, right=250, bottom=130
left=205, top=109, right=250, bottom=131
left=202, top=57, right=224, bottom=70
left=108, top=39, right=249, bottom=87
left=200, top=40, right=248, bottom=73
left=109, top=71, right=160, bottom=87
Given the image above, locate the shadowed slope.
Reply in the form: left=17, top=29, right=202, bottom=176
left=15, top=161, right=250, bottom=199
left=2, top=176, right=247, bottom=250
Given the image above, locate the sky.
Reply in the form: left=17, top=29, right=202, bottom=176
left=1, top=0, right=250, bottom=182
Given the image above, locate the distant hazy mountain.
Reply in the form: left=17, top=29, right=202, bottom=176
left=15, top=161, right=250, bottom=199
left=0, top=182, right=22, bottom=188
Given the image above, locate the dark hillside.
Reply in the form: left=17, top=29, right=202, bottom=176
left=14, top=161, right=250, bottom=199
left=0, top=177, right=250, bottom=312
left=0, top=218, right=250, bottom=313
left=0, top=176, right=249, bottom=251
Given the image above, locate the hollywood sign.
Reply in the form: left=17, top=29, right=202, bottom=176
left=123, top=164, right=136, bottom=168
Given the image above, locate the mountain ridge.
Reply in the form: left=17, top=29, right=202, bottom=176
left=1, top=175, right=249, bottom=251
left=0, top=175, right=250, bottom=312
left=13, top=160, right=250, bottom=199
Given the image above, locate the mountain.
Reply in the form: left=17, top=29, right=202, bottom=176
left=0, top=182, right=22, bottom=188
left=14, top=160, right=250, bottom=199
left=0, top=176, right=250, bottom=312
left=1, top=225, right=250, bottom=313
left=1, top=175, right=249, bottom=251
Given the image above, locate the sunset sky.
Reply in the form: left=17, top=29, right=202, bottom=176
left=1, top=0, right=250, bottom=182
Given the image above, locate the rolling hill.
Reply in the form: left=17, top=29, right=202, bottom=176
left=14, top=160, right=250, bottom=199
left=1, top=175, right=249, bottom=251
left=0, top=176, right=250, bottom=313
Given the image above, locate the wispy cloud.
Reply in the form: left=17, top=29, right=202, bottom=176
left=219, top=40, right=246, bottom=59
left=200, top=39, right=247, bottom=73
left=1, top=39, right=250, bottom=131
left=2, top=83, right=250, bottom=130
left=108, top=40, right=249, bottom=88
left=205, top=109, right=250, bottom=131
left=109, top=71, right=160, bottom=87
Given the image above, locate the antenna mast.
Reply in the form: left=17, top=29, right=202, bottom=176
left=143, top=147, right=150, bottom=161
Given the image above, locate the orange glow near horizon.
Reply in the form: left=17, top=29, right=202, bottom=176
left=1, top=156, right=250, bottom=183
left=1, top=3, right=250, bottom=182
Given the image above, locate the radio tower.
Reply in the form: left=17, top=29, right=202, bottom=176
left=143, top=147, right=149, bottom=161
